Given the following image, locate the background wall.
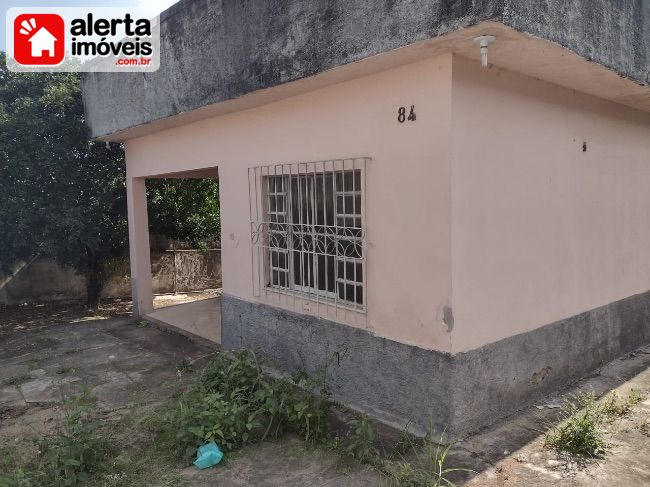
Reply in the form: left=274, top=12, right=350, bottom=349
left=1, top=250, right=221, bottom=305
left=2, top=257, right=86, bottom=305
left=125, top=54, right=455, bottom=352
left=450, top=55, right=650, bottom=352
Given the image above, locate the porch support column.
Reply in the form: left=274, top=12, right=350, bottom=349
left=126, top=176, right=153, bottom=316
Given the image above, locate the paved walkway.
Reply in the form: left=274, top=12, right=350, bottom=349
left=456, top=345, right=650, bottom=486
left=146, top=296, right=221, bottom=344
left=0, top=315, right=379, bottom=486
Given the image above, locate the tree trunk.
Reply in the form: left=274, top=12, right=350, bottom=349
left=86, top=247, right=103, bottom=309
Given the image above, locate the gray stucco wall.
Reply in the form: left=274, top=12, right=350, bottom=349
left=82, top=0, right=649, bottom=139
left=221, top=290, right=650, bottom=436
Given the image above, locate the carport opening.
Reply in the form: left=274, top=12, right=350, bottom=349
left=141, top=167, right=222, bottom=344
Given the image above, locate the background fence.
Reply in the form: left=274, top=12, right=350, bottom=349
left=1, top=249, right=222, bottom=305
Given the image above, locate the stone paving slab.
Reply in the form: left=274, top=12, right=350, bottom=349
left=19, top=376, right=82, bottom=404
left=0, top=363, right=30, bottom=383
left=0, top=386, right=24, bottom=408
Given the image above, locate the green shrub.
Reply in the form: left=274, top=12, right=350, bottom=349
left=344, top=415, right=379, bottom=464
left=545, top=392, right=608, bottom=458
left=167, top=350, right=331, bottom=460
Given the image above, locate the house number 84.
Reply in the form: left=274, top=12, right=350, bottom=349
left=397, top=105, right=416, bottom=123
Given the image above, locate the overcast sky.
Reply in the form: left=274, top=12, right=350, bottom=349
left=1, top=0, right=180, bottom=51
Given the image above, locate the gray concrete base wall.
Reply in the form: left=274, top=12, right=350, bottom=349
left=221, top=291, right=650, bottom=436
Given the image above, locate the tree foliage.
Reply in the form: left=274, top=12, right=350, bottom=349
left=0, top=53, right=220, bottom=306
left=147, top=178, right=220, bottom=249
left=0, top=53, right=127, bottom=306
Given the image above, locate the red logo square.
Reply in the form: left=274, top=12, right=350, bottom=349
left=13, top=14, right=65, bottom=66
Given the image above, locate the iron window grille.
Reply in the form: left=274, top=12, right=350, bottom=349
left=249, top=158, right=368, bottom=314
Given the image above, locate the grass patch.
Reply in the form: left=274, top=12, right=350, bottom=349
left=0, top=393, right=185, bottom=487
left=328, top=416, right=472, bottom=486
left=380, top=428, right=472, bottom=487
left=0, top=390, right=111, bottom=487
left=545, top=389, right=646, bottom=459
left=32, top=391, right=108, bottom=486
left=544, top=392, right=607, bottom=458
left=601, top=389, right=645, bottom=421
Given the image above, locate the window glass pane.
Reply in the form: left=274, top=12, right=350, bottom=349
left=355, top=285, right=363, bottom=305
left=335, top=172, right=343, bottom=191
left=317, top=254, right=335, bottom=293
left=344, top=195, right=354, bottom=214
left=263, top=169, right=363, bottom=306
left=344, top=171, right=354, bottom=191
left=278, top=271, right=287, bottom=288
left=336, top=195, right=344, bottom=215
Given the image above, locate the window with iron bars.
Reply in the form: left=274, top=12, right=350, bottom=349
left=255, top=165, right=365, bottom=309
left=266, top=170, right=363, bottom=306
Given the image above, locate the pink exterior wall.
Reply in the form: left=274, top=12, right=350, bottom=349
left=125, top=55, right=455, bottom=351
left=124, top=50, right=650, bottom=355
left=450, top=55, right=650, bottom=352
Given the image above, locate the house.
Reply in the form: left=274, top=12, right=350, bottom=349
left=81, top=0, right=650, bottom=436
left=29, top=27, right=57, bottom=57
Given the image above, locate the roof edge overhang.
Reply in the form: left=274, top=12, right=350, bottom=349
left=93, top=21, right=649, bottom=143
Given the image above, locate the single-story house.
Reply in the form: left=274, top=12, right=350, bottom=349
left=82, top=0, right=650, bottom=435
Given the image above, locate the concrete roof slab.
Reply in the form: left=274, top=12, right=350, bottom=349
left=82, top=0, right=649, bottom=140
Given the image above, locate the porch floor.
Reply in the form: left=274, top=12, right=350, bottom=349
left=145, top=296, right=221, bottom=345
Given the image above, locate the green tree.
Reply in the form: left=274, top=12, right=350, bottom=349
left=147, top=178, right=220, bottom=249
left=0, top=53, right=221, bottom=307
left=0, top=53, right=127, bottom=307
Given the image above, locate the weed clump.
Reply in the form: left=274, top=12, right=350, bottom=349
left=545, top=389, right=646, bottom=459
left=601, top=389, right=644, bottom=421
left=545, top=392, right=607, bottom=458
left=164, top=350, right=331, bottom=460
left=381, top=428, right=472, bottom=487
left=344, top=414, right=379, bottom=464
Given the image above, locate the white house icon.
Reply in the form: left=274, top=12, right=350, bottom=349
left=28, top=27, right=57, bottom=57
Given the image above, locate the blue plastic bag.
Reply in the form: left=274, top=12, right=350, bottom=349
left=194, top=440, right=224, bottom=469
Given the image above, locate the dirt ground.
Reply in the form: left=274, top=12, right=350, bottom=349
left=0, top=300, right=379, bottom=486
left=1, top=300, right=649, bottom=486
